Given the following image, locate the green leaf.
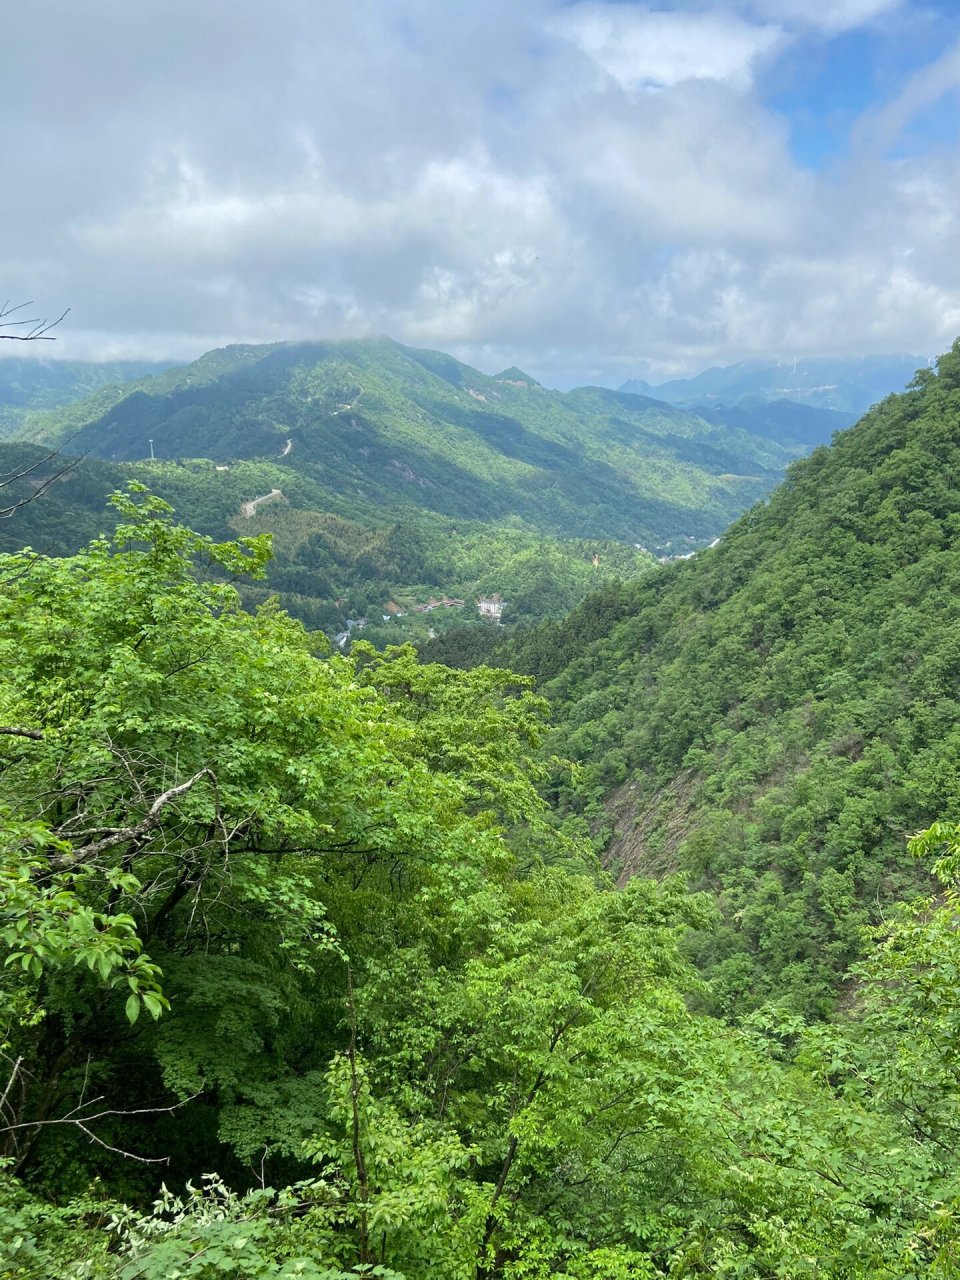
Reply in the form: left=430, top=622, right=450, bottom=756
left=142, top=992, right=164, bottom=1020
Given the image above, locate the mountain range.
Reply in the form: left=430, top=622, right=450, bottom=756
left=15, top=337, right=798, bottom=545
left=8, top=339, right=960, bottom=1275
left=0, top=355, right=176, bottom=437
left=1, top=337, right=834, bottom=642
left=617, top=353, right=927, bottom=455
left=620, top=353, right=923, bottom=413
left=2, top=340, right=931, bottom=653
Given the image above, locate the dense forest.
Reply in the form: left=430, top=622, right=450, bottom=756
left=495, top=342, right=960, bottom=1021
left=1, top=346, right=960, bottom=1276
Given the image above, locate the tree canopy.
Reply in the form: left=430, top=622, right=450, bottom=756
left=0, top=489, right=958, bottom=1276
left=499, top=341, right=960, bottom=1018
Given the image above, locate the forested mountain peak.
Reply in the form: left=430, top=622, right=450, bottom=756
left=11, top=336, right=803, bottom=549
left=494, top=365, right=541, bottom=387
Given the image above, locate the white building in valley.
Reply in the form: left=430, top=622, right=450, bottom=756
left=477, top=594, right=505, bottom=622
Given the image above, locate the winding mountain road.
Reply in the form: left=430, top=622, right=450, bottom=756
left=240, top=488, right=284, bottom=518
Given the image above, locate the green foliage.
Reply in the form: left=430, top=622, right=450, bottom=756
left=823, top=820, right=960, bottom=1168
left=516, top=343, right=960, bottom=1016
left=4, top=335, right=809, bottom=655
left=0, top=442, right=655, bottom=644
left=0, top=814, right=166, bottom=1024
left=352, top=645, right=552, bottom=828
left=6, top=458, right=960, bottom=1277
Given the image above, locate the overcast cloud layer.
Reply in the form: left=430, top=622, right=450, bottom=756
left=3, top=0, right=959, bottom=384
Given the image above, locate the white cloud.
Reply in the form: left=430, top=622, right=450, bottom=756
left=853, top=38, right=960, bottom=152
left=746, top=0, right=903, bottom=35
left=552, top=79, right=810, bottom=244
left=554, top=4, right=784, bottom=91
left=1, top=0, right=958, bottom=383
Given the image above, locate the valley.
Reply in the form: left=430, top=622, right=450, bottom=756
left=6, top=3, right=960, bottom=1272
left=3, top=337, right=960, bottom=1278
left=1, top=337, right=816, bottom=645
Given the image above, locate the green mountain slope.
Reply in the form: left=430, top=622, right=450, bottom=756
left=0, top=355, right=175, bottom=437
left=690, top=398, right=856, bottom=450
left=15, top=337, right=798, bottom=547
left=503, top=341, right=960, bottom=1017
left=9, top=494, right=960, bottom=1274
left=0, top=441, right=656, bottom=638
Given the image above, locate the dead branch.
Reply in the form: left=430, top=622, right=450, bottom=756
left=0, top=445, right=86, bottom=520
left=0, top=727, right=43, bottom=740
left=0, top=441, right=80, bottom=492
left=55, top=768, right=217, bottom=868
left=0, top=299, right=70, bottom=341
left=0, top=1089, right=203, bottom=1165
left=0, top=1057, right=24, bottom=1126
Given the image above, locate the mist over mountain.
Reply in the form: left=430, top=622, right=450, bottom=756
left=0, top=355, right=177, bottom=437
left=685, top=399, right=857, bottom=451
left=621, top=353, right=924, bottom=416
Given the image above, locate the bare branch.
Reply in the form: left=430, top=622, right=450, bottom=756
left=74, top=1121, right=171, bottom=1164
left=0, top=1058, right=23, bottom=1125
left=56, top=768, right=217, bottom=867
left=0, top=461, right=81, bottom=518
left=0, top=549, right=43, bottom=587
left=0, top=727, right=43, bottom=740
left=0, top=1089, right=203, bottom=1165
left=0, top=441, right=76, bottom=491
left=0, top=445, right=87, bottom=520
left=0, top=300, right=70, bottom=341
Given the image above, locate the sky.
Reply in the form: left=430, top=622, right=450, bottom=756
left=2, top=0, right=959, bottom=387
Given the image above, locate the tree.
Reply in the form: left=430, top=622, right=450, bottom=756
left=7, top=490, right=960, bottom=1277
